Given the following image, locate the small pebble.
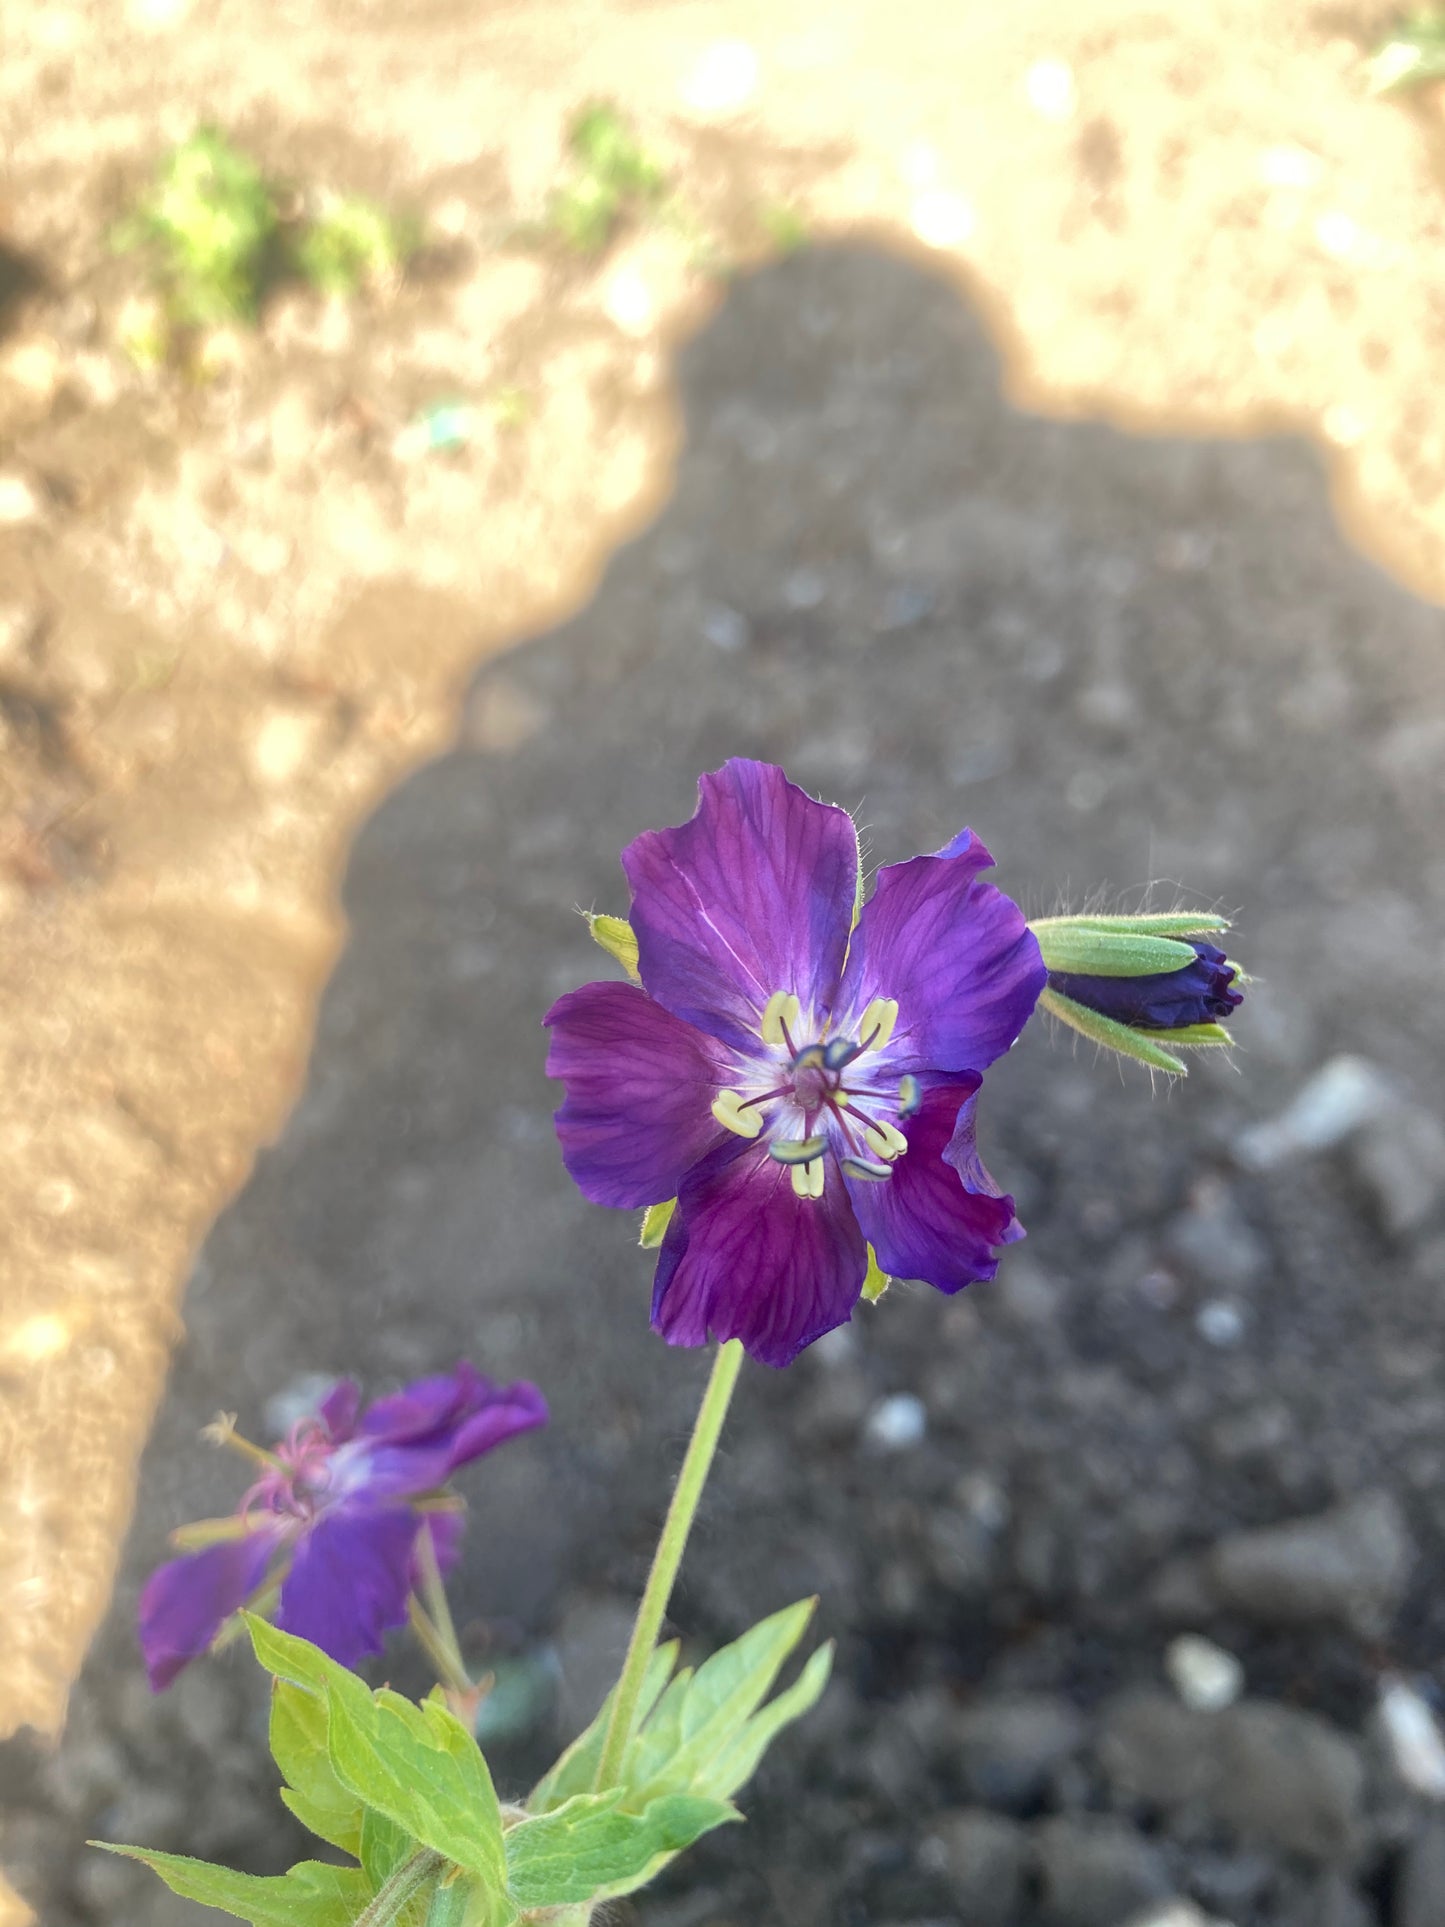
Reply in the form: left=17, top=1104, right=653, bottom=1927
left=0, top=472, right=43, bottom=525
left=1196, top=1300, right=1245, bottom=1348
left=863, top=1392, right=927, bottom=1452
left=1167, top=1634, right=1245, bottom=1712
left=1234, top=1056, right=1391, bottom=1169
left=1377, top=1677, right=1445, bottom=1799
left=701, top=603, right=750, bottom=652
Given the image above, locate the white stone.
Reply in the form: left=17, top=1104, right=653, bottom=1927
left=0, top=472, right=43, bottom=524
left=909, top=189, right=975, bottom=251
left=1378, top=1677, right=1445, bottom=1799
left=1167, top=1633, right=1244, bottom=1712
left=680, top=39, right=759, bottom=117
left=1025, top=59, right=1077, bottom=122
left=249, top=706, right=324, bottom=787
left=863, top=1393, right=927, bottom=1452
left=1234, top=1055, right=1393, bottom=1169
left=1195, top=1299, right=1245, bottom=1348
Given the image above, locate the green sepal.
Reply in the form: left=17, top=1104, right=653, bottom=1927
left=1140, top=1021, right=1234, bottom=1048
left=640, top=1198, right=676, bottom=1248
left=587, top=913, right=640, bottom=982
left=1029, top=924, right=1200, bottom=978
left=87, top=1846, right=375, bottom=1926
left=861, top=1244, right=891, bottom=1304
left=505, top=1790, right=737, bottom=1906
left=1030, top=911, right=1229, bottom=940
left=1039, top=987, right=1188, bottom=1076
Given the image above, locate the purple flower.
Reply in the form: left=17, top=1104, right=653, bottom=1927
left=138, top=1365, right=546, bottom=1689
left=545, top=760, right=1044, bottom=1368
left=1048, top=940, right=1243, bottom=1031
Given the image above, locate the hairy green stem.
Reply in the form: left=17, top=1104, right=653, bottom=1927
left=354, top=1847, right=443, bottom=1926
left=407, top=1595, right=472, bottom=1697
left=593, top=1339, right=745, bottom=1791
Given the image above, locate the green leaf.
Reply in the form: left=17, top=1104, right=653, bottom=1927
left=587, top=912, right=640, bottom=981
left=271, top=1679, right=364, bottom=1858
left=1029, top=924, right=1199, bottom=978
left=640, top=1198, right=676, bottom=1247
left=89, top=1847, right=372, bottom=1926
left=528, top=1641, right=679, bottom=1813
left=1038, top=987, right=1188, bottom=1076
left=629, top=1598, right=816, bottom=1798
left=245, top=1618, right=510, bottom=1906
left=861, top=1244, right=891, bottom=1304
left=702, top=1641, right=833, bottom=1800
left=1030, top=911, right=1229, bottom=940
left=505, top=1790, right=736, bottom=1906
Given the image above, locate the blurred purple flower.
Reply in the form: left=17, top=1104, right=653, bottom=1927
left=138, top=1364, right=546, bottom=1689
left=1048, top=939, right=1243, bottom=1030
left=545, top=759, right=1044, bottom=1368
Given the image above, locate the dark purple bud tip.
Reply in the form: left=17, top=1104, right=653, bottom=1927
left=1047, top=941, right=1243, bottom=1032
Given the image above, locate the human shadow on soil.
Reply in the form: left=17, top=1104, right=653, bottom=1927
left=17, top=241, right=1445, bottom=1927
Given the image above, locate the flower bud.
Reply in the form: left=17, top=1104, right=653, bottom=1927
left=1030, top=913, right=1243, bottom=1076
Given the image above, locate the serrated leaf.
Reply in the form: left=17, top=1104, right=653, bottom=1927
left=702, top=1641, right=834, bottom=1801
left=1039, top=987, right=1187, bottom=1076
left=640, top=1198, right=676, bottom=1248
left=360, top=1805, right=416, bottom=1887
left=528, top=1641, right=678, bottom=1813
left=245, top=1618, right=510, bottom=1906
left=505, top=1790, right=736, bottom=1907
left=861, top=1244, right=891, bottom=1304
left=630, top=1599, right=816, bottom=1798
left=90, top=1847, right=371, bottom=1926
left=271, top=1680, right=363, bottom=1858
left=1030, top=912, right=1229, bottom=939
left=1030, top=926, right=1198, bottom=978
left=587, top=913, right=639, bottom=981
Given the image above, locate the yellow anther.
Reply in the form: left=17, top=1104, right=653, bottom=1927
left=790, top=1156, right=826, bottom=1199
left=760, top=991, right=802, bottom=1048
left=858, top=997, right=899, bottom=1053
left=864, top=1118, right=909, bottom=1161
left=711, top=1089, right=763, bottom=1139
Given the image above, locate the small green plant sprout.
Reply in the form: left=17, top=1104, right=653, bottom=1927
left=114, top=128, right=280, bottom=327
left=757, top=203, right=809, bottom=255
left=1367, top=10, right=1445, bottom=92
left=294, top=192, right=420, bottom=299
left=543, top=102, right=668, bottom=254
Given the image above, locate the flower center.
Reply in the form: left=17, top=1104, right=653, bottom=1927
left=710, top=991, right=921, bottom=1199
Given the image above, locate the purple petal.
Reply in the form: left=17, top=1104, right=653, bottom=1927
left=622, top=760, right=859, bottom=1050
left=846, top=1080, right=1022, bottom=1295
left=359, top=1361, right=494, bottom=1446
left=275, top=1505, right=421, bottom=1668
left=839, top=832, right=1045, bottom=1074
left=651, top=1138, right=867, bottom=1368
left=445, top=1381, right=548, bottom=1473
left=318, top=1379, right=362, bottom=1441
left=544, top=980, right=730, bottom=1208
left=138, top=1529, right=283, bottom=1691
left=349, top=1369, right=546, bottom=1500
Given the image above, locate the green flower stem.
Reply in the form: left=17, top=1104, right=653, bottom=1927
left=406, top=1595, right=472, bottom=1697
left=416, top=1520, right=469, bottom=1681
left=354, top=1847, right=443, bottom=1926
left=594, top=1338, right=745, bottom=1792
